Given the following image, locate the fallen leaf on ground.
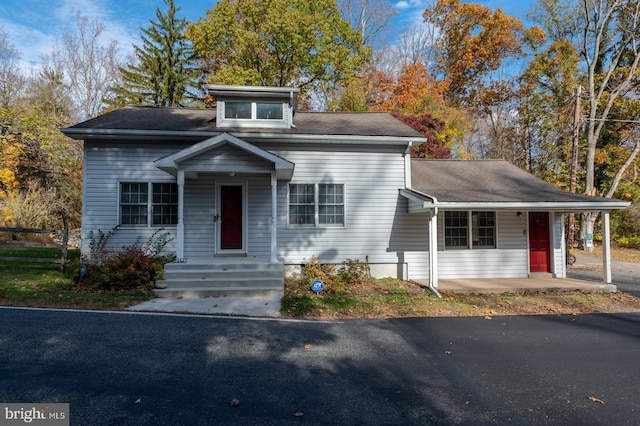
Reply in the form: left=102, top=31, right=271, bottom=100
left=587, top=396, right=604, bottom=404
left=304, top=344, right=312, bottom=349
left=134, top=398, right=141, bottom=405
left=230, top=398, right=240, bottom=407
left=294, top=411, right=304, bottom=417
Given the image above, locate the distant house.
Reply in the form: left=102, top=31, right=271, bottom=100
left=62, top=85, right=629, bottom=297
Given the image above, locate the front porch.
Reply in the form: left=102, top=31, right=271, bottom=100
left=415, top=277, right=617, bottom=294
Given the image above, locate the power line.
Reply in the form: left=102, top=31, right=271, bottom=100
left=582, top=117, right=640, bottom=124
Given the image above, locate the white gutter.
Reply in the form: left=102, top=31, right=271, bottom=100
left=398, top=191, right=629, bottom=212
left=401, top=188, right=442, bottom=297
left=429, top=201, right=630, bottom=212
left=62, top=128, right=427, bottom=146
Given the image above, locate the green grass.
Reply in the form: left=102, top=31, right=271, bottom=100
left=0, top=246, right=153, bottom=310
left=0, top=245, right=81, bottom=260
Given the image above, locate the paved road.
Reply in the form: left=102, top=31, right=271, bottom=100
left=568, top=253, right=640, bottom=297
left=1, top=308, right=639, bottom=425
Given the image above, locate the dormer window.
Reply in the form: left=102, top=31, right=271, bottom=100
left=207, top=85, right=299, bottom=130
left=224, top=101, right=284, bottom=121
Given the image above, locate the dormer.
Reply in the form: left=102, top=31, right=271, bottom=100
left=206, top=85, right=300, bottom=130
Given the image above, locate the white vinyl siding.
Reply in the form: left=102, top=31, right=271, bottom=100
left=437, top=211, right=529, bottom=278
left=82, top=141, right=179, bottom=254
left=272, top=144, right=422, bottom=268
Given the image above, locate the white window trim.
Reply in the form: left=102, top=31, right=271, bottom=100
left=443, top=211, right=497, bottom=250
left=288, top=183, right=346, bottom=228
left=219, top=100, right=288, bottom=128
left=118, top=181, right=178, bottom=228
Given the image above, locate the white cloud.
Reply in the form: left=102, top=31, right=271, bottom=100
left=0, top=18, right=55, bottom=69
left=395, top=1, right=410, bottom=9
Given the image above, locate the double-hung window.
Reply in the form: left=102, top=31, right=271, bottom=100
left=120, top=182, right=178, bottom=226
left=120, top=183, right=148, bottom=225
left=289, top=183, right=345, bottom=226
left=152, top=183, right=178, bottom=225
left=444, top=211, right=496, bottom=249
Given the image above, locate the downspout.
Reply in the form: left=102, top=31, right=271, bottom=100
left=404, top=152, right=442, bottom=298
left=404, top=142, right=413, bottom=189
left=428, top=206, right=442, bottom=298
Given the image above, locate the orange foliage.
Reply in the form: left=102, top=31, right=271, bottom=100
left=374, top=63, right=445, bottom=116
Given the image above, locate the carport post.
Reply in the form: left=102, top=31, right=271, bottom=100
left=602, top=211, right=612, bottom=284
left=177, top=170, right=185, bottom=261
left=428, top=211, right=438, bottom=288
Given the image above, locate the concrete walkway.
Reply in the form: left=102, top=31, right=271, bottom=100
left=434, top=277, right=616, bottom=294
left=127, top=294, right=282, bottom=317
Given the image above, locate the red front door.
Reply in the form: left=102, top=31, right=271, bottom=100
left=220, top=185, right=243, bottom=250
left=529, top=212, right=550, bottom=273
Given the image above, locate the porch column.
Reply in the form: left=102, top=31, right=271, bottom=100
left=270, top=172, right=278, bottom=263
left=428, top=211, right=438, bottom=288
left=602, top=211, right=612, bottom=284
left=176, top=170, right=185, bottom=261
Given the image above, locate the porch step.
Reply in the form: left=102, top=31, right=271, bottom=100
left=154, top=258, right=284, bottom=299
left=153, top=286, right=284, bottom=298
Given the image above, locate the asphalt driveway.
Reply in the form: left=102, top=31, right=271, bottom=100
left=568, top=253, right=640, bottom=297
left=1, top=308, right=639, bottom=425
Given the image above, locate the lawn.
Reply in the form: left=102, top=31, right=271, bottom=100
left=0, top=246, right=154, bottom=310
left=281, top=276, right=640, bottom=318
left=2, top=245, right=639, bottom=318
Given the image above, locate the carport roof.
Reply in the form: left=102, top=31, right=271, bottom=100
left=405, top=159, right=629, bottom=211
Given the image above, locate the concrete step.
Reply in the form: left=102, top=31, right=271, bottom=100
left=165, top=261, right=282, bottom=272
left=156, top=277, right=283, bottom=289
left=163, top=269, right=283, bottom=280
left=153, top=286, right=284, bottom=299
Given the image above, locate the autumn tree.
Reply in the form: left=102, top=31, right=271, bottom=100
left=51, top=13, right=122, bottom=120
left=423, top=0, right=544, bottom=107
left=108, top=0, right=198, bottom=108
left=374, top=63, right=451, bottom=158
left=187, top=0, right=370, bottom=98
left=517, top=39, right=580, bottom=181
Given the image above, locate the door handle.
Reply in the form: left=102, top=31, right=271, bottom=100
left=214, top=214, right=220, bottom=222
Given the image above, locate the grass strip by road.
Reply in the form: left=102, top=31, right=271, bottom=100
left=0, top=246, right=154, bottom=310
left=282, top=277, right=640, bottom=318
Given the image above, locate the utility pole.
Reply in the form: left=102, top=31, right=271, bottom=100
left=568, top=86, right=582, bottom=252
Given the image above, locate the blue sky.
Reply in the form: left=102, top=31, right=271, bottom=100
left=1, top=0, right=536, bottom=71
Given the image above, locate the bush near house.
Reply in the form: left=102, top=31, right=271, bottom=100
left=66, top=228, right=174, bottom=291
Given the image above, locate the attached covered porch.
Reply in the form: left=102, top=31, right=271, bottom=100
left=154, top=132, right=294, bottom=263
left=403, top=159, right=630, bottom=290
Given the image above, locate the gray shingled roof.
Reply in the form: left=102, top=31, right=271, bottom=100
left=410, top=159, right=627, bottom=208
left=64, top=106, right=424, bottom=138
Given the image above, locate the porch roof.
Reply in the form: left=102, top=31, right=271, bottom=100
left=154, top=133, right=295, bottom=180
left=404, top=159, right=630, bottom=212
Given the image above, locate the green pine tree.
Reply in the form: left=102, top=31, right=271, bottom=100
left=107, top=0, right=198, bottom=108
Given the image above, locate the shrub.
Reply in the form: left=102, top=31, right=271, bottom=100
left=297, top=256, right=371, bottom=295
left=338, top=259, right=371, bottom=286
left=68, top=227, right=174, bottom=291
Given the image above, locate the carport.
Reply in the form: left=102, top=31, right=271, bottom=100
left=403, top=160, right=631, bottom=289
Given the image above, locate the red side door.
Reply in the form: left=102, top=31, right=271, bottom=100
left=220, top=185, right=243, bottom=250
left=529, top=212, right=551, bottom=273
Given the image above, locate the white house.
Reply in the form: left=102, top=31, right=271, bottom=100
left=62, top=85, right=629, bottom=297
